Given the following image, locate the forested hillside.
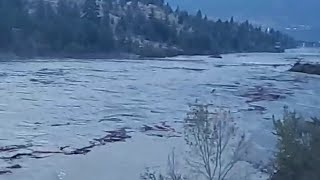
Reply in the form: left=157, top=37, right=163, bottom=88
left=0, top=0, right=296, bottom=58
left=167, top=0, right=320, bottom=41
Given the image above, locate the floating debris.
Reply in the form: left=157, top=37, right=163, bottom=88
left=241, top=86, right=286, bottom=103
left=99, top=117, right=122, bottom=123
left=2, top=153, right=34, bottom=160
left=0, top=170, right=12, bottom=175
left=0, top=129, right=132, bottom=163
left=209, top=54, right=223, bottom=59
left=0, top=144, right=32, bottom=152
left=140, top=122, right=181, bottom=138
left=155, top=66, right=207, bottom=72
left=248, top=105, right=267, bottom=113
left=7, top=164, right=22, bottom=169
left=94, top=129, right=131, bottom=144
left=51, top=122, right=71, bottom=127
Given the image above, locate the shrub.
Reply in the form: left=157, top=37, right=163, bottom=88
left=271, top=107, right=320, bottom=180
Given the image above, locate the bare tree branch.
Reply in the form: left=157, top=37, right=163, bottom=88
left=184, top=104, right=249, bottom=180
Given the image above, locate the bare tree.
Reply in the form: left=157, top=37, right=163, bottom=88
left=141, top=150, right=184, bottom=180
left=184, top=104, right=248, bottom=180
left=167, top=150, right=184, bottom=180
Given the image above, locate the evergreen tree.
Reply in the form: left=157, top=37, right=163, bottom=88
left=57, top=0, right=69, bottom=17
left=175, top=6, right=180, bottom=14
left=204, top=15, right=208, bottom=21
left=98, top=6, right=114, bottom=51
left=55, top=0, right=81, bottom=52
left=196, top=10, right=202, bottom=19
left=230, top=16, right=234, bottom=24
left=164, top=2, right=173, bottom=14
left=83, top=0, right=100, bottom=23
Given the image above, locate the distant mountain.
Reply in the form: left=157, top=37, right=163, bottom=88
left=167, top=0, right=320, bottom=41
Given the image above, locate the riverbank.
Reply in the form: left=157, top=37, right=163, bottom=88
left=289, top=62, right=320, bottom=75
left=0, top=52, right=140, bottom=61
left=0, top=47, right=287, bottom=60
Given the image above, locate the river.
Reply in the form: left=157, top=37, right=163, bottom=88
left=0, top=48, right=320, bottom=180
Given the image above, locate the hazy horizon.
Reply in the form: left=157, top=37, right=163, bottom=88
left=167, top=0, right=320, bottom=41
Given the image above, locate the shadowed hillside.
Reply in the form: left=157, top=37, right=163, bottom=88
left=0, top=0, right=296, bottom=58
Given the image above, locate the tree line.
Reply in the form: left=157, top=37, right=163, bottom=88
left=0, top=0, right=297, bottom=57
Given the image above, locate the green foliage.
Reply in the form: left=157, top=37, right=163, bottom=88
left=271, top=107, right=320, bottom=180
